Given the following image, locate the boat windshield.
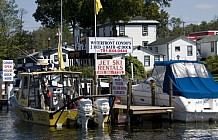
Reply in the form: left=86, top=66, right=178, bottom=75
left=145, top=66, right=166, bottom=85
left=171, top=62, right=209, bottom=78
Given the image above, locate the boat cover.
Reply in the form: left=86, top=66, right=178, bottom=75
left=154, top=60, right=218, bottom=99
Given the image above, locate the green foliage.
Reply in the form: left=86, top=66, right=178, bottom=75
left=205, top=55, right=218, bottom=74
left=33, top=0, right=172, bottom=37
left=125, top=55, right=147, bottom=79
left=31, top=26, right=74, bottom=51
left=169, top=16, right=218, bottom=36
left=71, top=66, right=94, bottom=78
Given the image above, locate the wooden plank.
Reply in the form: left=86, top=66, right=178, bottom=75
left=131, top=109, right=173, bottom=115
left=114, top=104, right=174, bottom=115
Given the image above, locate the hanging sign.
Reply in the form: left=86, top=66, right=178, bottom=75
left=96, top=59, right=125, bottom=75
left=3, top=60, right=14, bottom=81
left=86, top=37, right=133, bottom=53
left=112, top=77, right=128, bottom=96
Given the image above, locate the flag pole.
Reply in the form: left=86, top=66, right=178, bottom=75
left=61, top=0, right=63, bottom=44
left=94, top=0, right=98, bottom=96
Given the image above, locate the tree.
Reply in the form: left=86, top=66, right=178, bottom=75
left=0, top=0, right=23, bottom=67
left=31, top=26, right=74, bottom=52
left=125, top=55, right=146, bottom=79
left=33, top=0, right=173, bottom=37
left=205, top=55, right=218, bottom=73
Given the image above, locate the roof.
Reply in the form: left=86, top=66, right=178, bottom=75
left=149, top=36, right=196, bottom=46
left=197, top=35, right=218, bottom=43
left=98, top=16, right=159, bottom=28
left=18, top=47, right=69, bottom=60
left=149, top=37, right=177, bottom=46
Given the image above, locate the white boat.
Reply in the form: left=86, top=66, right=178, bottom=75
left=119, top=60, right=218, bottom=122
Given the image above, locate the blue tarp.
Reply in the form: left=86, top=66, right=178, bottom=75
left=157, top=60, right=218, bottom=99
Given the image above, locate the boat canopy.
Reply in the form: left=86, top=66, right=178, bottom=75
left=154, top=60, right=218, bottom=99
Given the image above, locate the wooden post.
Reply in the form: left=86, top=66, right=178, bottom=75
left=98, top=78, right=101, bottom=95
left=169, top=79, right=173, bottom=121
left=94, top=71, right=98, bottom=95
left=91, top=79, right=95, bottom=103
left=84, top=79, right=87, bottom=95
left=5, top=82, right=8, bottom=100
left=150, top=80, right=156, bottom=106
left=126, top=79, right=132, bottom=126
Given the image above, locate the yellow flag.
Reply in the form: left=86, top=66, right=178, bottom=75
left=96, top=0, right=102, bottom=15
left=58, top=42, right=65, bottom=70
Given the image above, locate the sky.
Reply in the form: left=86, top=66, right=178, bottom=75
left=15, top=0, right=41, bottom=31
left=165, top=0, right=218, bottom=25
left=15, top=0, right=218, bottom=31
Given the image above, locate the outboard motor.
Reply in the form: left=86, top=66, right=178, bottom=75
left=77, top=98, right=93, bottom=129
left=94, top=98, right=110, bottom=127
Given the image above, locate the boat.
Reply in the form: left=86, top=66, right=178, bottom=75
left=119, top=60, right=218, bottom=122
left=9, top=65, right=86, bottom=126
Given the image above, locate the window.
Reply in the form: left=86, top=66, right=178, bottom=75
left=54, top=54, right=66, bottom=62
left=187, top=45, right=193, bottom=56
left=175, top=46, right=180, bottom=52
left=142, top=41, right=148, bottom=47
left=148, top=47, right=152, bottom=51
left=54, top=55, right=58, bottom=62
left=154, top=47, right=158, bottom=53
left=144, top=56, right=150, bottom=66
left=154, top=55, right=160, bottom=62
left=211, top=42, right=216, bottom=52
left=119, top=25, right=125, bottom=36
left=142, top=25, right=148, bottom=36
left=63, top=54, right=66, bottom=62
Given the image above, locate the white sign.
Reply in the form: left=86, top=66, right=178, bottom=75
left=96, top=59, right=125, bottom=75
left=112, top=78, right=127, bottom=96
left=86, top=37, right=133, bottom=53
left=3, top=60, right=14, bottom=81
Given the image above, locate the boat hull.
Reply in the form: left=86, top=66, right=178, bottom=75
left=119, top=86, right=218, bottom=122
left=10, top=97, right=77, bottom=126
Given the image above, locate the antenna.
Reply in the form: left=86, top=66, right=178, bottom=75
left=182, top=21, right=186, bottom=36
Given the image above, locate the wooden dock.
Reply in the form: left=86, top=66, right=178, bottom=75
left=110, top=104, right=174, bottom=124
left=114, top=104, right=174, bottom=115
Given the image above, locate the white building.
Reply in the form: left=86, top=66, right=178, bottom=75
left=197, top=35, right=218, bottom=59
left=99, top=46, right=164, bottom=72
left=97, top=16, right=159, bottom=47
left=16, top=45, right=75, bottom=68
left=148, top=36, right=197, bottom=61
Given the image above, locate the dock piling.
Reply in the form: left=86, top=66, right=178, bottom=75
left=150, top=80, right=156, bottom=106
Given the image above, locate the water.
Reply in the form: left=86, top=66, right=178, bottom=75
left=1, top=111, right=218, bottom=140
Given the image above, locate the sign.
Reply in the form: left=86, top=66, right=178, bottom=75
left=86, top=37, right=133, bottom=53
left=68, top=50, right=94, bottom=59
left=112, top=77, right=127, bottom=96
left=96, top=59, right=125, bottom=75
left=3, top=60, right=14, bottom=81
